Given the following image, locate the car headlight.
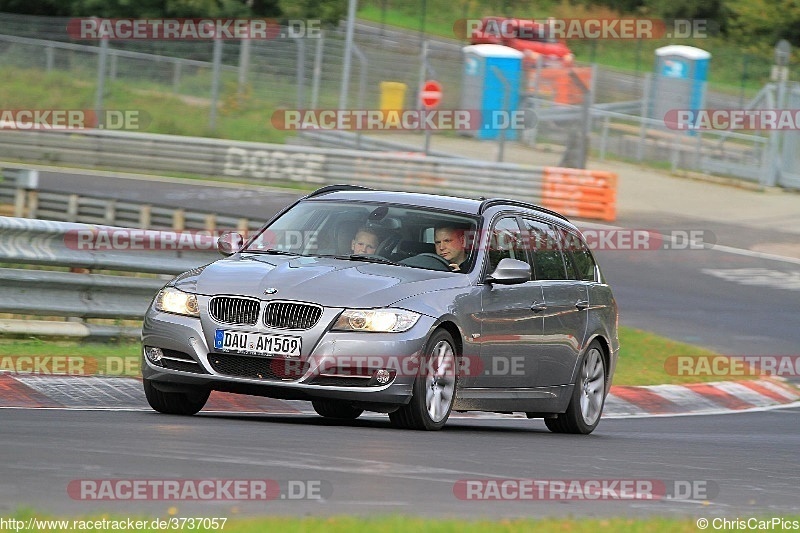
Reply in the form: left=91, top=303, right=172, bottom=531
left=155, top=287, right=199, bottom=317
left=332, top=309, right=421, bottom=333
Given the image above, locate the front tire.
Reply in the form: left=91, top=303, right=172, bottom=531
left=545, top=341, right=606, bottom=435
left=143, top=377, right=210, bottom=415
left=312, top=400, right=363, bottom=420
left=389, top=329, right=458, bottom=430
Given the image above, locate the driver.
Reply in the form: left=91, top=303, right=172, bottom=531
left=434, top=226, right=469, bottom=271
left=351, top=227, right=380, bottom=255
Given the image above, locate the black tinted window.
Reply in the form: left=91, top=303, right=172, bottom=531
left=567, top=232, right=597, bottom=282
left=522, top=219, right=568, bottom=280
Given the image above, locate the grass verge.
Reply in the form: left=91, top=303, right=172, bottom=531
left=0, top=67, right=290, bottom=144
left=0, top=326, right=739, bottom=386
left=9, top=510, right=800, bottom=533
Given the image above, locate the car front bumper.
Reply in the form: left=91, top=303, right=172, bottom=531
left=141, top=307, right=439, bottom=407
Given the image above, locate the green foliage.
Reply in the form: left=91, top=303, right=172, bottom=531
left=0, top=0, right=281, bottom=18
left=0, top=0, right=72, bottom=15
left=71, top=0, right=249, bottom=17
left=0, top=0, right=345, bottom=24
left=278, top=0, right=347, bottom=26
left=724, top=0, right=800, bottom=55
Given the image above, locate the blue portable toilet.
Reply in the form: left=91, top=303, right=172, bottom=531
left=651, top=45, right=711, bottom=124
left=460, top=44, right=524, bottom=140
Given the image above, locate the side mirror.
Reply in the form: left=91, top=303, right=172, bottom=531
left=486, top=258, right=531, bottom=285
left=217, top=232, right=244, bottom=256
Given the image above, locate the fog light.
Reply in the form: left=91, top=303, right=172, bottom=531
left=144, top=346, right=164, bottom=365
left=375, top=369, right=392, bottom=384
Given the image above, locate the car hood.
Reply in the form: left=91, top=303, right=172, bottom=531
left=174, top=254, right=469, bottom=309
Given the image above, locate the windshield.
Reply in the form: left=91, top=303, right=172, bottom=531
left=516, top=22, right=558, bottom=44
left=244, top=200, right=480, bottom=273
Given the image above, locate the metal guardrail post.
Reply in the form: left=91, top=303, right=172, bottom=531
left=14, top=188, right=25, bottom=218
left=27, top=190, right=38, bottom=218
left=173, top=209, right=185, bottom=231
left=139, top=205, right=151, bottom=229
left=67, top=194, right=79, bottom=222
left=205, top=214, right=216, bottom=231
left=104, top=199, right=116, bottom=225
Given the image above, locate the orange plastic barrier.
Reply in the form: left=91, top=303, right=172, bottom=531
left=527, top=67, right=593, bottom=105
left=541, top=167, right=617, bottom=222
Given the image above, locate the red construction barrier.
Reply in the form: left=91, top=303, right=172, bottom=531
left=541, top=167, right=617, bottom=221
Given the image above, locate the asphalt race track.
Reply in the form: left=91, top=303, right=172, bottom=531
left=1, top=406, right=799, bottom=518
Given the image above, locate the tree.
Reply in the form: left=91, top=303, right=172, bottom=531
left=277, top=0, right=346, bottom=27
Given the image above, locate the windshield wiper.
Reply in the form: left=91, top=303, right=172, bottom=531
left=244, top=249, right=299, bottom=256
left=342, top=254, right=399, bottom=265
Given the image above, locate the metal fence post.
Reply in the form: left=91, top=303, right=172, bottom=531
left=45, top=46, right=54, bottom=72
left=339, top=0, right=358, bottom=110
left=172, top=61, right=182, bottom=93
left=637, top=73, right=651, bottom=162
left=417, top=40, right=430, bottom=153
left=109, top=52, right=117, bottom=81
left=599, top=116, right=609, bottom=160
left=209, top=35, right=223, bottom=131
left=95, top=37, right=109, bottom=126
left=311, top=31, right=324, bottom=110
left=238, top=38, right=250, bottom=98
left=765, top=79, right=785, bottom=187
left=352, top=44, right=368, bottom=150
left=491, top=66, right=510, bottom=163
left=296, top=38, right=306, bottom=110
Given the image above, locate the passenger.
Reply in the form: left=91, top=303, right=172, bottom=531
left=434, top=226, right=469, bottom=271
left=351, top=227, right=380, bottom=255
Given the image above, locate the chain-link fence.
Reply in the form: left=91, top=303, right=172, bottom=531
left=1, top=12, right=798, bottom=188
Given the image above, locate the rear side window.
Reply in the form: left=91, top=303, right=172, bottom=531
left=557, top=227, right=597, bottom=282
left=521, top=219, right=568, bottom=280
left=570, top=234, right=598, bottom=282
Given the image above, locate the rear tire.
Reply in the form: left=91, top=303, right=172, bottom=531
left=312, top=400, right=363, bottom=420
left=143, top=377, right=209, bottom=415
left=545, top=341, right=606, bottom=435
left=389, top=329, right=457, bottom=430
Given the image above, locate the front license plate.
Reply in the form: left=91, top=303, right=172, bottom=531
left=214, top=329, right=301, bottom=357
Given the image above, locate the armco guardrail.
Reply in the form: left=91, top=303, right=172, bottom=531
left=0, top=180, right=265, bottom=232
left=0, top=217, right=219, bottom=338
left=0, top=129, right=617, bottom=220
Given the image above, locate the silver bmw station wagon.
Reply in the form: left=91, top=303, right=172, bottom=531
left=141, top=185, right=619, bottom=433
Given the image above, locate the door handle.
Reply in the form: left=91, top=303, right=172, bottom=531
left=530, top=302, right=548, bottom=312
left=575, top=299, right=589, bottom=310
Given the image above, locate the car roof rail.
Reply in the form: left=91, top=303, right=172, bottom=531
left=478, top=198, right=569, bottom=221
left=305, top=184, right=373, bottom=199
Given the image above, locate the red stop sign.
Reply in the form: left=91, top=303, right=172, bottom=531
left=421, top=80, right=442, bottom=108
